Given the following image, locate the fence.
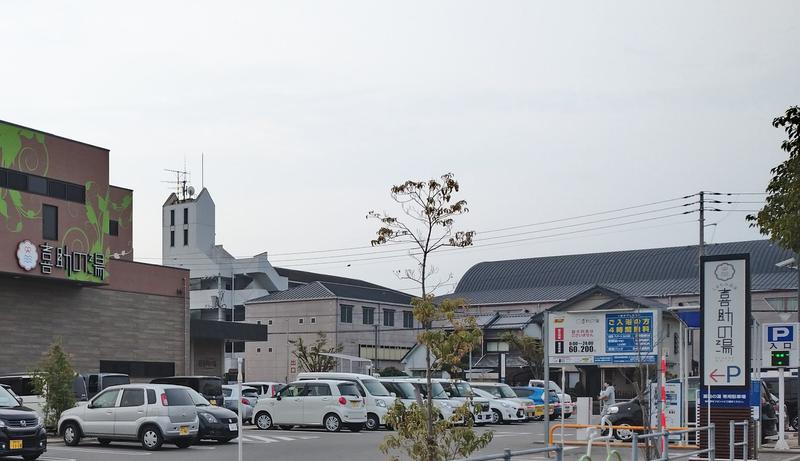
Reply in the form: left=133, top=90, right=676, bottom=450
left=728, top=420, right=748, bottom=461
left=453, top=446, right=563, bottom=461
left=631, top=425, right=716, bottom=461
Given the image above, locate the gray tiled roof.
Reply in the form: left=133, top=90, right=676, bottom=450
left=246, top=280, right=413, bottom=306
left=274, top=267, right=387, bottom=290
left=450, top=240, right=797, bottom=305
left=485, top=313, right=536, bottom=330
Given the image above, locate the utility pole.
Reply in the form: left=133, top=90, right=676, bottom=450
left=698, top=191, right=705, bottom=263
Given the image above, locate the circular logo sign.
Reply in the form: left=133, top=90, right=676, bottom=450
left=714, top=262, right=735, bottom=282
left=16, top=240, right=38, bottom=271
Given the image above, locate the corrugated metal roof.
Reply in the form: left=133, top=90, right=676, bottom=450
left=274, top=267, right=387, bottom=289
left=451, top=240, right=797, bottom=306
left=485, top=313, right=536, bottom=330
left=246, top=280, right=413, bottom=305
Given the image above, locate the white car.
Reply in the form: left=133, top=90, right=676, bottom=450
left=530, top=380, right=573, bottom=417
left=471, top=382, right=539, bottom=420
left=57, top=384, right=199, bottom=451
left=402, top=379, right=459, bottom=422
left=297, top=372, right=392, bottom=430
left=433, top=379, right=493, bottom=425
left=471, top=387, right=527, bottom=424
left=253, top=380, right=366, bottom=432
left=243, top=381, right=285, bottom=399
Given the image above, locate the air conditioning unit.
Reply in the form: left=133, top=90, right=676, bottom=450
left=210, top=295, right=219, bottom=308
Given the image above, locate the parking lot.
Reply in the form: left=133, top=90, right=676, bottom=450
left=33, top=422, right=800, bottom=461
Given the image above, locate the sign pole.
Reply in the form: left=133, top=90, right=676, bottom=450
left=776, top=367, right=789, bottom=450
left=544, top=311, right=550, bottom=451
left=237, top=357, right=243, bottom=461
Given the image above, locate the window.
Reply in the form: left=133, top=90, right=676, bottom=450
left=65, top=184, right=85, bottom=203
left=0, top=168, right=5, bottom=187
left=225, top=341, right=245, bottom=353
left=91, top=389, right=120, bottom=409
left=109, top=220, right=119, bottom=236
left=28, top=175, right=47, bottom=195
left=383, top=309, right=395, bottom=327
left=340, top=304, right=353, bottom=323
left=170, top=209, right=175, bottom=226
left=47, top=180, right=66, bottom=199
left=766, top=297, right=799, bottom=312
left=183, top=228, right=188, bottom=245
left=170, top=230, right=175, bottom=247
left=279, top=384, right=305, bottom=398
left=403, top=311, right=414, bottom=329
left=6, top=170, right=27, bottom=190
left=268, top=319, right=273, bottom=325
left=298, top=318, right=304, bottom=325
left=100, top=360, right=176, bottom=379
left=87, top=375, right=99, bottom=395
left=43, top=204, right=58, bottom=240
left=487, top=341, right=510, bottom=352
left=120, top=389, right=145, bottom=407
left=311, top=317, right=316, bottom=324
left=183, top=207, right=188, bottom=224
left=163, top=388, right=193, bottom=406
left=307, top=383, right=332, bottom=396
left=256, top=347, right=261, bottom=352
left=268, top=347, right=273, bottom=352
left=363, top=306, right=375, bottom=325
left=147, top=389, right=156, bottom=404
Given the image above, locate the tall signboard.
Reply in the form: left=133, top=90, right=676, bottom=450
left=699, top=254, right=752, bottom=459
left=548, top=309, right=658, bottom=365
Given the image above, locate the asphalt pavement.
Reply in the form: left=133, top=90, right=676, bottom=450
left=29, top=422, right=800, bottom=461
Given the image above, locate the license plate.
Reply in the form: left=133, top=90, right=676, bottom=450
left=10, top=440, right=22, bottom=450
left=179, top=426, right=189, bottom=436
left=229, top=423, right=238, bottom=431
left=209, top=400, right=217, bottom=406
left=350, top=402, right=359, bottom=408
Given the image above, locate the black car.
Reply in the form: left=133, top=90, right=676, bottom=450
left=0, top=384, right=47, bottom=460
left=151, top=376, right=224, bottom=407
left=763, top=377, right=799, bottom=430
left=186, top=388, right=239, bottom=443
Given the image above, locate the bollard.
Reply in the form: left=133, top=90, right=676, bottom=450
left=631, top=433, right=639, bottom=461
left=556, top=446, right=563, bottom=461
left=503, top=448, right=512, bottom=461
left=663, top=431, right=670, bottom=460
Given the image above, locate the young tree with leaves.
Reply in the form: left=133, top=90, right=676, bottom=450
left=500, top=332, right=544, bottom=383
left=31, top=339, right=76, bottom=428
left=371, top=173, right=489, bottom=461
left=289, top=332, right=343, bottom=373
left=747, top=106, right=800, bottom=253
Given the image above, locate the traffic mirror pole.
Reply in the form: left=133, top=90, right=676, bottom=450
left=776, top=367, right=789, bottom=450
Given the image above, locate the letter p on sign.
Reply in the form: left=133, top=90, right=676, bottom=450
left=768, top=326, right=794, bottom=342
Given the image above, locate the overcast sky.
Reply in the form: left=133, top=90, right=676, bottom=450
left=3, top=1, right=799, bottom=294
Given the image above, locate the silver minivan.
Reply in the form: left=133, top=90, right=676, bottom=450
left=58, top=384, right=199, bottom=450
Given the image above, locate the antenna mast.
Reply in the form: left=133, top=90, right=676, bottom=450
left=164, top=168, right=191, bottom=201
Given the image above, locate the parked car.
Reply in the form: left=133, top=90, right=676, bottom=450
left=58, top=384, right=199, bottom=450
left=433, top=379, right=493, bottom=425
left=150, top=376, right=224, bottom=407
left=243, top=382, right=285, bottom=400
left=471, top=382, right=538, bottom=420
left=297, top=372, right=392, bottom=430
left=252, top=380, right=366, bottom=432
left=0, top=374, right=88, bottom=424
left=471, top=387, right=527, bottom=424
left=763, top=377, right=799, bottom=430
left=511, top=386, right=559, bottom=420
left=0, top=383, right=47, bottom=460
left=378, top=378, right=417, bottom=407
left=185, top=388, right=239, bottom=443
left=401, top=379, right=459, bottom=421
left=530, top=379, right=573, bottom=418
left=222, top=385, right=258, bottom=423
left=84, top=373, right=129, bottom=399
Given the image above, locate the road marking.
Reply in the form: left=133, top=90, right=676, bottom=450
left=40, top=457, right=78, bottom=461
left=48, top=446, right=153, bottom=456
left=190, top=445, right=218, bottom=450
left=296, top=436, right=320, bottom=440
left=272, top=436, right=296, bottom=441
left=244, top=435, right=279, bottom=443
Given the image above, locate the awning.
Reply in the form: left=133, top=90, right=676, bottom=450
left=190, top=319, right=268, bottom=341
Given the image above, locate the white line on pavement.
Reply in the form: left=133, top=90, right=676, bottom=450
left=48, top=447, right=153, bottom=456
left=244, top=435, right=279, bottom=443
left=190, top=446, right=217, bottom=450
left=271, top=436, right=296, bottom=441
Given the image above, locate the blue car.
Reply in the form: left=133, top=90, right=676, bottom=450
left=511, top=386, right=560, bottom=420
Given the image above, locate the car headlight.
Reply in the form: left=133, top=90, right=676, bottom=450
left=376, top=399, right=387, bottom=408
left=606, top=406, right=619, bottom=414
left=0, top=419, right=6, bottom=429
left=200, top=412, right=219, bottom=423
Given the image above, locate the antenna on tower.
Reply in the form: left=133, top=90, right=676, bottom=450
left=164, top=168, right=191, bottom=201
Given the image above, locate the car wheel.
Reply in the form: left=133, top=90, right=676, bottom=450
left=175, top=439, right=193, bottom=449
left=255, top=412, right=273, bottom=430
left=613, top=423, right=635, bottom=441
left=491, top=409, right=502, bottom=425
left=62, top=422, right=81, bottom=447
left=365, top=413, right=380, bottom=431
left=279, top=425, right=294, bottom=430
left=140, top=426, right=164, bottom=451
left=97, top=438, right=111, bottom=446
left=348, top=423, right=364, bottom=432
left=324, top=413, right=342, bottom=432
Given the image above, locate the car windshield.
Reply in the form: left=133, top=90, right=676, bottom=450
left=362, top=379, right=391, bottom=396
left=338, top=383, right=360, bottom=397
left=455, top=382, right=472, bottom=397
left=496, top=384, right=518, bottom=399
left=187, top=389, right=211, bottom=407
left=200, top=378, right=223, bottom=396
left=472, top=388, right=494, bottom=399
left=513, top=387, right=534, bottom=398
left=389, top=381, right=417, bottom=399
left=0, top=386, right=19, bottom=407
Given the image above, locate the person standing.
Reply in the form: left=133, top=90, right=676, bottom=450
left=598, top=381, right=616, bottom=415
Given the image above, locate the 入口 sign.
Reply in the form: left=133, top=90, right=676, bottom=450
left=701, top=254, right=750, bottom=389
left=762, top=323, right=799, bottom=369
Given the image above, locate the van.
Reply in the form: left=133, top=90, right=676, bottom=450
left=150, top=376, right=224, bottom=406
left=296, top=372, right=392, bottom=430
left=0, top=374, right=88, bottom=424
left=84, top=373, right=130, bottom=399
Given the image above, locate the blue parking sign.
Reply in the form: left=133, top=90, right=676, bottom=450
left=768, top=325, right=794, bottom=342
